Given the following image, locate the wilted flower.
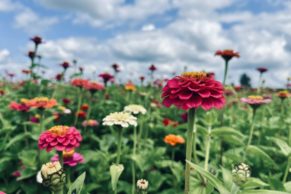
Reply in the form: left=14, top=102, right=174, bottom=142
left=232, top=163, right=251, bottom=185
left=215, top=49, right=240, bottom=62
left=124, top=81, right=136, bottom=91
left=277, top=90, right=289, bottom=100
left=164, top=134, right=185, bottom=146
left=82, top=119, right=99, bottom=127
left=241, top=95, right=271, bottom=109
left=124, top=104, right=147, bottom=115
left=38, top=126, right=82, bottom=152
left=51, top=150, right=84, bottom=167
left=103, top=112, right=137, bottom=128
left=137, top=179, right=149, bottom=191
left=40, top=161, right=66, bottom=192
left=162, top=72, right=225, bottom=110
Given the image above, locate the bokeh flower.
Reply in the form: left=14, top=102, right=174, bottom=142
left=30, top=36, right=43, bottom=46
left=277, top=90, right=289, bottom=100
left=241, top=95, right=271, bottom=109
left=81, top=104, right=89, bottom=111
left=9, top=101, right=30, bottom=112
left=60, top=61, right=70, bottom=70
left=84, top=81, right=104, bottom=94
left=99, top=73, right=114, bottom=85
left=124, top=104, right=146, bottom=115
left=257, top=67, right=268, bottom=74
left=51, top=150, right=84, bottom=167
left=112, top=63, right=120, bottom=73
left=38, top=125, right=82, bottom=152
left=163, top=118, right=179, bottom=127
left=124, top=81, right=136, bottom=91
left=164, top=134, right=185, bottom=146
left=82, top=119, right=99, bottom=127
left=24, top=97, right=57, bottom=109
left=71, top=78, right=89, bottom=88
left=103, top=112, right=137, bottom=128
left=137, top=179, right=149, bottom=191
left=162, top=72, right=225, bottom=110
left=215, top=49, right=240, bottom=62
left=149, top=64, right=157, bottom=72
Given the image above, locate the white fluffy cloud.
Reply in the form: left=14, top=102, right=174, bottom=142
left=0, top=49, right=10, bottom=62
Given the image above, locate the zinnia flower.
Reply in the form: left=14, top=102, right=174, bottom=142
left=137, top=179, right=149, bottom=191
left=161, top=72, right=225, bottom=110
left=9, top=101, right=30, bottom=112
left=51, top=150, right=84, bottom=167
left=76, top=111, right=86, bottom=119
left=163, top=118, right=179, bottom=127
left=240, top=95, right=271, bottom=109
left=40, top=161, right=66, bottom=191
left=81, top=104, right=89, bottom=111
left=11, top=170, right=21, bottom=177
left=215, top=49, right=240, bottom=61
left=149, top=64, right=157, bottom=72
left=124, top=104, right=146, bottom=115
left=38, top=126, right=82, bottom=152
left=71, top=78, right=89, bottom=88
left=256, top=67, right=268, bottom=74
left=112, top=63, right=120, bottom=73
left=277, top=90, right=289, bottom=100
left=124, top=81, right=136, bottom=91
left=99, top=73, right=114, bottom=85
left=164, top=134, right=185, bottom=146
left=103, top=112, right=137, bottom=128
left=30, top=36, right=43, bottom=46
left=24, top=97, right=57, bottom=109
left=84, top=81, right=104, bottom=94
left=61, top=61, right=70, bottom=70
left=28, top=51, right=36, bottom=60
left=82, top=119, right=99, bottom=127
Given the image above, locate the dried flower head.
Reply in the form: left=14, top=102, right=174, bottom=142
left=232, top=163, right=251, bottom=185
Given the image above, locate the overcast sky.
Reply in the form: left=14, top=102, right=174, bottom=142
left=0, top=0, right=290, bottom=87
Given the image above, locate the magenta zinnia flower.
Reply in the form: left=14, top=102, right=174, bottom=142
left=241, top=95, right=271, bottom=109
left=99, top=73, right=114, bottom=85
left=162, top=72, right=225, bottom=110
left=256, top=67, right=268, bottom=74
left=38, top=126, right=82, bottom=152
left=51, top=150, right=84, bottom=167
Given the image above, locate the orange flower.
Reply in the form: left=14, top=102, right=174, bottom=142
left=81, top=104, right=89, bottom=111
left=164, top=134, right=185, bottom=146
left=277, top=90, right=289, bottom=100
left=125, top=82, right=136, bottom=91
left=24, top=97, right=57, bottom=109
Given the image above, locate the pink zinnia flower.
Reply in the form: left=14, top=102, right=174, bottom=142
left=9, top=101, right=30, bottom=112
left=0, top=191, right=6, bottom=194
left=257, top=67, right=268, bottom=74
left=240, top=95, right=271, bottom=109
left=84, top=81, right=104, bottom=94
left=162, top=72, right=225, bottom=110
left=38, top=126, right=82, bottom=152
left=51, top=150, right=84, bottom=167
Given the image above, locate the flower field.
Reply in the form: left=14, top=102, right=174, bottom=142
left=0, top=37, right=291, bottom=194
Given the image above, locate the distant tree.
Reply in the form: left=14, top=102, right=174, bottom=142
left=240, top=73, right=251, bottom=88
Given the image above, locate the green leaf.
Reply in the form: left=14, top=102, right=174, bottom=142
left=186, top=161, right=231, bottom=194
left=212, top=127, right=244, bottom=139
left=246, top=145, right=276, bottom=165
left=242, top=178, right=268, bottom=190
left=240, top=190, right=290, bottom=194
left=110, top=164, right=124, bottom=191
left=270, top=137, right=291, bottom=156
left=67, top=172, right=86, bottom=194
left=284, top=181, right=291, bottom=192
left=222, top=168, right=233, bottom=190
left=5, top=133, right=30, bottom=150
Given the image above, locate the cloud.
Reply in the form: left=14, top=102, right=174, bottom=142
left=141, top=24, right=155, bottom=31
left=0, top=0, right=15, bottom=12
left=14, top=9, right=58, bottom=34
left=0, top=49, right=10, bottom=62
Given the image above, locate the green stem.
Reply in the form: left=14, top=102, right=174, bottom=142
left=74, top=88, right=83, bottom=126
left=58, top=152, right=63, bottom=167
left=204, top=126, right=212, bottom=171
left=283, top=156, right=291, bottom=183
left=244, top=108, right=257, bottom=160
left=184, top=108, right=196, bottom=194
left=222, top=60, right=229, bottom=85
left=116, top=128, right=124, bottom=164
left=132, top=126, right=137, bottom=194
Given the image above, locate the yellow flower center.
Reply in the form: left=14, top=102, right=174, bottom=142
left=63, top=149, right=75, bottom=158
left=33, top=97, right=50, bottom=103
left=248, top=95, right=263, bottom=100
left=181, top=72, right=207, bottom=79
left=49, top=125, right=68, bottom=136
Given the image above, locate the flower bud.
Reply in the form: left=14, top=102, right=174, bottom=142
left=40, top=161, right=66, bottom=192
left=232, top=163, right=251, bottom=186
left=137, top=179, right=149, bottom=192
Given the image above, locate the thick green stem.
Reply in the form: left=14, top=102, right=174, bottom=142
left=184, top=108, right=196, bottom=194
left=244, top=108, right=257, bottom=160
left=116, top=128, right=123, bottom=164
left=222, top=60, right=229, bottom=85
left=283, top=156, right=291, bottom=183
left=204, top=126, right=212, bottom=171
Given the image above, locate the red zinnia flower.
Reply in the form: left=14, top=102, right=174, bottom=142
left=99, top=73, right=114, bottom=85
left=149, top=64, right=157, bottom=72
left=140, top=76, right=145, bottom=82
left=71, top=78, right=89, bottom=88
left=215, top=49, right=240, bottom=61
left=55, top=73, right=63, bottom=81
left=38, top=126, right=82, bottom=152
left=256, top=67, right=268, bottom=74
left=62, top=98, right=71, bottom=105
left=81, top=104, right=89, bottom=111
left=30, top=36, right=42, bottom=46
left=162, top=72, right=225, bottom=110
left=9, top=101, right=30, bottom=112
left=84, top=81, right=104, bottom=94
left=61, top=61, right=70, bottom=70
left=76, top=111, right=86, bottom=119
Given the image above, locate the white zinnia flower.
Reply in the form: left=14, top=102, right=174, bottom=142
left=103, top=112, right=137, bottom=128
left=41, top=161, right=62, bottom=179
left=137, top=179, right=149, bottom=190
left=124, top=104, right=147, bottom=115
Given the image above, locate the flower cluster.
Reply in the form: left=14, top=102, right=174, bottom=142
left=162, top=72, right=225, bottom=110
left=38, top=126, right=82, bottom=152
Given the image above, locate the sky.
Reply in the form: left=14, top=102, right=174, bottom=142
left=0, top=0, right=290, bottom=87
